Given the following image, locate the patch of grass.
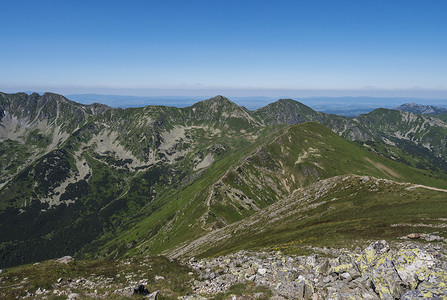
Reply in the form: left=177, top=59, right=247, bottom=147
left=0, top=256, right=195, bottom=299
left=211, top=282, right=272, bottom=300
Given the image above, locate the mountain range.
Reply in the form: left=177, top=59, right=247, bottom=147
left=1, top=92, right=447, bottom=269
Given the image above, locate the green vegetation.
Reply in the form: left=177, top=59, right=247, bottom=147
left=0, top=256, right=195, bottom=299
left=195, top=175, right=447, bottom=258
left=1, top=92, right=447, bottom=269
left=211, top=283, right=272, bottom=299
left=430, top=112, right=447, bottom=122
left=95, top=123, right=447, bottom=260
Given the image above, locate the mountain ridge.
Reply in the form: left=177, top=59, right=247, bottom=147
left=395, top=102, right=447, bottom=115
left=1, top=91, right=447, bottom=268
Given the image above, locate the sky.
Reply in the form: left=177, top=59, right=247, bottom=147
left=1, top=0, right=447, bottom=99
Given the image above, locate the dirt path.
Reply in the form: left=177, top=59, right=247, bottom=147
left=407, top=184, right=447, bottom=193
left=364, top=157, right=401, bottom=178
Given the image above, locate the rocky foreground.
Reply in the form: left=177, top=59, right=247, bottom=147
left=1, top=240, right=446, bottom=299
left=186, top=240, right=447, bottom=299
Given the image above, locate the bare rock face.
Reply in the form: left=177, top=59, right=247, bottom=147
left=56, top=256, right=74, bottom=264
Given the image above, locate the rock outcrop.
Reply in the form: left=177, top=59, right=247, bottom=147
left=186, top=241, right=447, bottom=299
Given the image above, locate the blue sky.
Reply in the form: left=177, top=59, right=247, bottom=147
left=1, top=0, right=447, bottom=98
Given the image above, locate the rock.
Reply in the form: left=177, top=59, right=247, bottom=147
left=407, top=233, right=423, bottom=239
left=303, top=281, right=314, bottom=299
left=57, top=277, right=63, bottom=283
left=401, top=290, right=422, bottom=299
left=273, top=269, right=296, bottom=282
left=246, top=266, right=256, bottom=276
left=185, top=241, right=447, bottom=300
left=133, top=284, right=149, bottom=295
left=257, top=268, right=267, bottom=275
left=56, top=256, right=74, bottom=264
left=317, top=258, right=330, bottom=275
left=370, top=240, right=390, bottom=254
left=424, top=234, right=443, bottom=241
left=114, top=287, right=134, bottom=297
left=340, top=272, right=352, bottom=281
left=67, top=293, right=80, bottom=300
left=147, top=290, right=159, bottom=299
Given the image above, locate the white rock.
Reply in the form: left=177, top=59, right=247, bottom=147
left=340, top=272, right=352, bottom=281
left=257, top=268, right=267, bottom=275
left=56, top=256, right=74, bottom=264
left=148, top=290, right=159, bottom=300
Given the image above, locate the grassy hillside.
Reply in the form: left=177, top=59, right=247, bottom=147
left=0, top=255, right=195, bottom=299
left=430, top=112, right=447, bottom=122
left=96, top=122, right=447, bottom=260
left=168, top=174, right=447, bottom=258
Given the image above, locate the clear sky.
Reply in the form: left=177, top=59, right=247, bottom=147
left=1, top=0, right=447, bottom=98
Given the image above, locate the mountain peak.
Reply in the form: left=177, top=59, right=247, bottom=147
left=276, top=98, right=295, bottom=103
left=205, top=95, right=233, bottom=104
left=193, top=95, right=239, bottom=109
left=252, top=97, right=319, bottom=125
left=270, top=98, right=310, bottom=109
left=395, top=103, right=447, bottom=115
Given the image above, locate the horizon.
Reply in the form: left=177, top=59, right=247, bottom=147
left=3, top=90, right=447, bottom=115
left=2, top=1, right=447, bottom=99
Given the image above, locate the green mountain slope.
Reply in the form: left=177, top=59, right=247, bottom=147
left=167, top=174, right=447, bottom=258
left=1, top=92, right=447, bottom=268
left=0, top=92, right=108, bottom=187
left=97, top=122, right=447, bottom=260
left=0, top=94, right=275, bottom=267
left=254, top=99, right=447, bottom=172
left=432, top=113, right=447, bottom=122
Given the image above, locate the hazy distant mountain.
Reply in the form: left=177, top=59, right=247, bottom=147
left=66, top=93, right=447, bottom=117
left=395, top=102, right=447, bottom=115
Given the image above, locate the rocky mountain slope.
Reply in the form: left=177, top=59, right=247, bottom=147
left=0, top=94, right=269, bottom=267
left=257, top=100, right=447, bottom=173
left=395, top=102, right=447, bottom=115
left=1, top=92, right=447, bottom=272
left=1, top=240, right=446, bottom=299
left=0, top=92, right=109, bottom=188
